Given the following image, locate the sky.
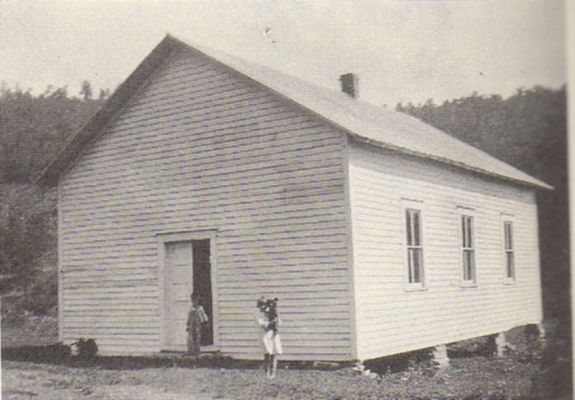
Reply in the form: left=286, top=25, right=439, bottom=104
left=0, top=0, right=566, bottom=106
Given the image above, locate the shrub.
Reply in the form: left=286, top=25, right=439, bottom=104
left=530, top=322, right=572, bottom=400
left=16, top=267, right=57, bottom=316
left=74, top=338, right=98, bottom=360
left=1, top=342, right=71, bottom=362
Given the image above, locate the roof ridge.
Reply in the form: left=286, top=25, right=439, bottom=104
left=37, top=33, right=551, bottom=190
left=168, top=34, right=550, bottom=189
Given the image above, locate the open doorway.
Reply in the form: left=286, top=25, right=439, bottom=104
left=192, top=239, right=213, bottom=346
left=162, top=235, right=214, bottom=351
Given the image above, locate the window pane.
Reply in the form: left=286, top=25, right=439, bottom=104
left=504, top=222, right=513, bottom=250
left=461, top=216, right=473, bottom=248
left=407, top=248, right=414, bottom=282
left=463, top=250, right=469, bottom=280
left=467, top=217, right=473, bottom=248
left=510, top=223, right=514, bottom=249
left=506, top=252, right=515, bottom=279
left=407, top=248, right=423, bottom=284
left=461, top=216, right=467, bottom=247
left=413, top=211, right=420, bottom=246
left=406, top=210, right=412, bottom=246
left=469, top=251, right=474, bottom=280
left=412, top=248, right=422, bottom=283
left=463, top=250, right=475, bottom=281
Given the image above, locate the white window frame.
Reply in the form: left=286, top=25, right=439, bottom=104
left=501, top=216, right=516, bottom=283
left=401, top=199, right=426, bottom=291
left=459, top=212, right=477, bottom=286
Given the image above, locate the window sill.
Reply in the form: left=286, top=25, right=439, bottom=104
left=403, top=284, right=428, bottom=293
left=503, top=279, right=516, bottom=285
left=460, top=281, right=478, bottom=288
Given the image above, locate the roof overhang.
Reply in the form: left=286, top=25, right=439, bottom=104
left=347, top=134, right=553, bottom=190
left=36, top=35, right=182, bottom=185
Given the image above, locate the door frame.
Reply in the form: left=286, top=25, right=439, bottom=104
left=156, top=229, right=218, bottom=351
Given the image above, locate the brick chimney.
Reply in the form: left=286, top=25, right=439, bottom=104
left=339, top=73, right=358, bottom=98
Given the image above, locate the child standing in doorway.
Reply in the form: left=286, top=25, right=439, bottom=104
left=187, top=293, right=209, bottom=356
left=257, top=296, right=282, bottom=379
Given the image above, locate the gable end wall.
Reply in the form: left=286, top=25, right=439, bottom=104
left=58, top=48, right=352, bottom=360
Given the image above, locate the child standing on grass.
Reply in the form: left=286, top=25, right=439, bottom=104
left=257, top=296, right=282, bottom=379
left=187, top=293, right=209, bottom=356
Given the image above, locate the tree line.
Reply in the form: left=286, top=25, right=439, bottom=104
left=0, top=82, right=105, bottom=183
left=0, top=82, right=107, bottom=314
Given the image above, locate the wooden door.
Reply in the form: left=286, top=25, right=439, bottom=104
left=164, top=241, right=194, bottom=351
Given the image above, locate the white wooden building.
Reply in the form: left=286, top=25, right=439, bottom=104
left=39, top=35, right=550, bottom=361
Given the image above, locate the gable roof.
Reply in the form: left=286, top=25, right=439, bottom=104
left=37, top=34, right=551, bottom=189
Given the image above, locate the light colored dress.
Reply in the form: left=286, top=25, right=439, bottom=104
left=258, top=316, right=283, bottom=355
left=198, top=305, right=209, bottom=323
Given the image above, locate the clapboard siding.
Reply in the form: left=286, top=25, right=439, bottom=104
left=348, top=142, right=543, bottom=361
left=59, top=47, right=352, bottom=360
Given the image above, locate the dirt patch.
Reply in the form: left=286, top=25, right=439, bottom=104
left=1, top=319, right=540, bottom=399
left=2, top=355, right=537, bottom=400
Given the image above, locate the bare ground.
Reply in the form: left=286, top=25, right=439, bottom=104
left=2, top=316, right=538, bottom=399
left=2, top=355, right=537, bottom=400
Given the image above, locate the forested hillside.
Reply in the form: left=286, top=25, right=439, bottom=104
left=0, top=84, right=104, bottom=183
left=0, top=84, right=104, bottom=316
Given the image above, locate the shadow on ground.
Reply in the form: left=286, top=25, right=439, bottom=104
left=1, top=344, right=253, bottom=370
left=1, top=334, right=501, bottom=373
